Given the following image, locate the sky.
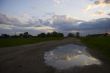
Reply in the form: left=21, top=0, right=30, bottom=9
left=0, top=0, right=110, bottom=35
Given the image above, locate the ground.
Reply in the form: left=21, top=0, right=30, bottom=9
left=0, top=38, right=110, bottom=73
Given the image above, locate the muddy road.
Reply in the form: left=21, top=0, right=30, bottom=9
left=0, top=38, right=110, bottom=73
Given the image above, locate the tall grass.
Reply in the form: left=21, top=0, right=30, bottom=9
left=81, top=36, right=110, bottom=59
left=0, top=37, right=63, bottom=48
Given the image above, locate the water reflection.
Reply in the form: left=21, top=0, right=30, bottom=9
left=44, top=44, right=101, bottom=70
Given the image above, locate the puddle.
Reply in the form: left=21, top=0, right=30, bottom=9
left=44, top=44, right=101, bottom=70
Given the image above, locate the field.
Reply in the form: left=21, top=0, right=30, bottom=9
left=81, top=36, right=110, bottom=59
left=0, top=37, right=63, bottom=48
left=0, top=38, right=110, bottom=73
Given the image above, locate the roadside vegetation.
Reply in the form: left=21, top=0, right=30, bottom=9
left=0, top=37, right=64, bottom=48
left=81, top=36, right=110, bottom=59
left=0, top=31, right=80, bottom=48
left=0, top=31, right=64, bottom=48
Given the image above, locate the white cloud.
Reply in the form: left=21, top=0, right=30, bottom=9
left=53, top=0, right=61, bottom=5
left=0, top=24, right=15, bottom=30
left=13, top=13, right=36, bottom=25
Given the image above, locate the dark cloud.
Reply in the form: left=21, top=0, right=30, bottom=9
left=104, top=0, right=110, bottom=3
left=80, top=18, right=110, bottom=30
left=94, top=0, right=110, bottom=4
left=51, top=15, right=84, bottom=31
left=94, top=1, right=100, bottom=5
left=107, top=13, right=110, bottom=15
left=0, top=13, right=22, bottom=26
left=0, top=13, right=110, bottom=35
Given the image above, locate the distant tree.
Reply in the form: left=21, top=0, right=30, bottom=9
left=37, top=31, right=64, bottom=38
left=86, top=33, right=109, bottom=37
left=58, top=33, right=64, bottom=37
left=104, top=33, right=108, bottom=36
left=51, top=31, right=58, bottom=37
left=16, top=32, right=32, bottom=38
left=11, top=35, right=18, bottom=38
left=23, top=32, right=29, bottom=38
left=67, top=33, right=74, bottom=37
left=76, top=32, right=80, bottom=38
left=37, top=33, right=46, bottom=37
left=22, top=32, right=33, bottom=38
left=46, top=33, right=51, bottom=37
left=0, top=34, right=10, bottom=38
left=19, top=33, right=24, bottom=38
left=51, top=31, right=64, bottom=37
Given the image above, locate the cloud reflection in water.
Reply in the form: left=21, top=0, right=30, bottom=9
left=44, top=44, right=101, bottom=70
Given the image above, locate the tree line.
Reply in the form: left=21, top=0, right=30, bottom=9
left=0, top=31, right=80, bottom=38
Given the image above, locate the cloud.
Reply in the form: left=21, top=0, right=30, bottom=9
left=0, top=13, right=35, bottom=27
left=0, top=13, right=54, bottom=35
left=51, top=15, right=84, bottom=32
left=80, top=18, right=110, bottom=30
left=25, top=26, right=55, bottom=33
left=93, top=0, right=110, bottom=5
left=93, top=10, right=106, bottom=16
left=85, top=0, right=110, bottom=17
left=0, top=13, right=46, bottom=27
left=85, top=3, right=106, bottom=11
left=0, top=13, right=21, bottom=25
left=0, top=13, right=110, bottom=35
left=107, top=13, right=110, bottom=15
left=95, top=0, right=110, bottom=4
left=104, top=0, right=110, bottom=4
left=0, top=24, right=14, bottom=30
left=85, top=0, right=110, bottom=11
left=53, top=0, right=61, bottom=5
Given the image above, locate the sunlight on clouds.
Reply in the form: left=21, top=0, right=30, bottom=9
left=26, top=26, right=55, bottom=32
left=84, top=0, right=110, bottom=17
left=86, top=4, right=96, bottom=11
left=85, top=3, right=107, bottom=11
left=0, top=24, right=14, bottom=30
left=35, top=26, right=54, bottom=30
left=94, top=10, right=106, bottom=16
left=85, top=0, right=110, bottom=11
left=66, top=15, right=79, bottom=21
left=44, top=44, right=101, bottom=70
left=35, top=26, right=55, bottom=32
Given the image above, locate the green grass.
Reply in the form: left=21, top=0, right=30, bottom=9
left=0, top=37, right=63, bottom=48
left=81, top=36, right=110, bottom=59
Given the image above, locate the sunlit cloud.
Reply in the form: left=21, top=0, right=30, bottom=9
left=94, top=10, right=106, bottom=16
left=35, top=26, right=54, bottom=30
left=85, top=3, right=107, bottom=11
left=26, top=26, right=55, bottom=32
left=85, top=0, right=110, bottom=17
left=0, top=24, right=14, bottom=30
left=85, top=0, right=110, bottom=11
left=86, top=4, right=97, bottom=11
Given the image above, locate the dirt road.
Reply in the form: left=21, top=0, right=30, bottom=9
left=0, top=38, right=110, bottom=73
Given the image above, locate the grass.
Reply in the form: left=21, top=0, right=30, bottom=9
left=0, top=37, right=63, bottom=48
left=81, top=36, right=110, bottom=59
